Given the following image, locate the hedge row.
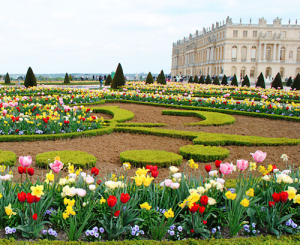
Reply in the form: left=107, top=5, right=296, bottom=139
left=91, top=106, right=134, bottom=122
left=162, top=110, right=235, bottom=126
left=0, top=150, right=17, bottom=166
left=114, top=126, right=300, bottom=146
left=120, top=150, right=183, bottom=167
left=104, top=99, right=300, bottom=122
left=179, top=145, right=229, bottom=162
left=36, top=151, right=97, bottom=168
left=2, top=235, right=300, bottom=244
left=116, top=123, right=166, bottom=127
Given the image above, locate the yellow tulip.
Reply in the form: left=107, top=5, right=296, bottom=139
left=140, top=202, right=152, bottom=210
left=240, top=198, right=250, bottom=207
left=31, top=185, right=44, bottom=198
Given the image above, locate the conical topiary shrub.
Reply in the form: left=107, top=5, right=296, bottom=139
left=242, top=75, right=250, bottom=87
left=199, top=75, right=205, bottom=84
left=272, top=72, right=283, bottom=89
left=291, top=74, right=300, bottom=90
left=4, top=72, right=11, bottom=84
left=188, top=76, right=193, bottom=83
left=145, top=72, right=154, bottom=84
left=221, top=75, right=228, bottom=85
left=105, top=75, right=112, bottom=86
left=157, top=70, right=166, bottom=85
left=231, top=74, right=238, bottom=86
left=194, top=75, right=199, bottom=84
left=111, top=63, right=125, bottom=89
left=69, top=74, right=73, bottom=81
left=256, top=72, right=265, bottom=89
left=24, top=67, right=37, bottom=88
left=205, top=75, right=211, bottom=84
left=286, top=77, right=293, bottom=87
left=64, top=73, right=70, bottom=84
left=213, top=76, right=220, bottom=85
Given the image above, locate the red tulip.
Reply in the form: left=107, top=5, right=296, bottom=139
left=152, top=165, right=158, bottom=171
left=114, top=210, right=120, bottom=217
left=203, top=220, right=207, bottom=225
left=189, top=203, right=199, bottom=213
left=151, top=170, right=159, bottom=178
left=120, top=193, right=130, bottom=204
left=280, top=191, right=289, bottom=203
left=27, top=167, right=34, bottom=176
left=17, top=192, right=26, bottom=203
left=191, top=229, right=194, bottom=233
left=272, top=165, right=278, bottom=172
left=32, top=213, right=38, bottom=220
left=200, top=195, right=208, bottom=206
left=33, top=195, right=41, bottom=203
left=199, top=206, right=206, bottom=214
left=26, top=193, right=34, bottom=204
left=269, top=201, right=275, bottom=207
left=91, top=167, right=99, bottom=176
left=215, top=160, right=222, bottom=168
left=97, top=179, right=102, bottom=185
left=272, top=193, right=281, bottom=203
left=146, top=165, right=153, bottom=171
left=18, top=166, right=24, bottom=174
left=23, top=167, right=27, bottom=173
left=107, top=195, right=117, bottom=207
left=205, top=165, right=212, bottom=173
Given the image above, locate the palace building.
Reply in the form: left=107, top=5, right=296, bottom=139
left=171, top=17, right=300, bottom=81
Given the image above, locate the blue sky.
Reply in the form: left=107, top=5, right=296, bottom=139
left=0, top=0, right=299, bottom=74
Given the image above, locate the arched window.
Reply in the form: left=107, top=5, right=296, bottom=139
left=251, top=46, right=256, bottom=61
left=266, top=46, right=271, bottom=61
left=280, top=67, right=285, bottom=78
left=231, top=66, right=237, bottom=76
left=266, top=67, right=272, bottom=78
left=231, top=46, right=237, bottom=60
left=280, top=47, right=286, bottom=61
left=250, top=67, right=255, bottom=77
left=297, top=47, right=300, bottom=61
left=240, top=67, right=246, bottom=79
left=241, top=46, right=247, bottom=61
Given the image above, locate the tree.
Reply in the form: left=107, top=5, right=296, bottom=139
left=157, top=70, right=166, bottom=85
left=188, top=76, right=193, bottom=83
left=272, top=72, right=283, bottom=89
left=64, top=73, right=70, bottom=84
left=205, top=75, right=211, bottom=84
left=105, top=75, right=112, bottom=85
left=69, top=74, right=73, bottom=81
left=242, top=75, right=250, bottom=87
left=256, top=72, right=265, bottom=89
left=199, top=75, right=205, bottom=84
left=24, top=67, right=37, bottom=88
left=291, top=73, right=300, bottom=90
left=4, top=72, right=11, bottom=84
left=231, top=74, right=238, bottom=86
left=286, top=77, right=293, bottom=87
left=221, top=75, right=228, bottom=85
left=194, top=75, right=199, bottom=84
left=145, top=72, right=154, bottom=84
left=213, top=76, right=220, bottom=85
left=111, top=63, right=125, bottom=89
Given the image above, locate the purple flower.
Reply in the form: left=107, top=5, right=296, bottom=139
left=178, top=226, right=183, bottom=232
left=170, top=231, right=175, bottom=236
left=93, top=227, right=98, bottom=232
left=212, top=228, right=216, bottom=234
left=286, top=219, right=292, bottom=226
left=85, top=230, right=90, bottom=236
left=42, top=230, right=48, bottom=235
left=99, top=227, right=104, bottom=233
left=94, top=233, right=99, bottom=238
left=90, top=230, right=95, bottom=236
left=131, top=231, right=136, bottom=236
left=170, top=225, right=175, bottom=230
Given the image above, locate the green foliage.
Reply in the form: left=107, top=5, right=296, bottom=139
left=213, top=76, right=220, bottom=85
left=256, top=72, right=265, bottom=89
left=205, top=75, right=211, bottom=84
left=116, top=123, right=165, bottom=127
left=120, top=150, right=183, bottom=167
left=157, top=70, right=166, bottom=85
left=145, top=72, right=154, bottom=84
left=286, top=77, right=292, bottom=87
left=92, top=106, right=135, bottom=122
left=69, top=74, right=73, bottom=81
left=242, top=75, right=250, bottom=87
left=4, top=73, right=11, bottom=84
left=64, top=73, right=70, bottom=84
left=0, top=150, right=17, bottom=166
left=188, top=77, right=193, bottom=83
left=221, top=75, right=227, bottom=85
left=199, top=75, right=205, bottom=84
left=105, top=75, right=113, bottom=86
left=194, top=75, right=199, bottom=84
left=111, top=63, right=125, bottom=89
left=179, top=145, right=229, bottom=162
left=291, top=74, right=300, bottom=90
left=24, top=67, right=37, bottom=88
left=272, top=72, right=283, bottom=89
left=161, top=110, right=235, bottom=126
left=35, top=150, right=97, bottom=168
left=231, top=74, right=238, bottom=86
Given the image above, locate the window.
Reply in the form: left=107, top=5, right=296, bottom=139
left=240, top=67, right=246, bottom=78
left=297, top=47, right=300, bottom=61
left=280, top=47, right=286, bottom=61
left=233, top=30, right=238, bottom=37
left=243, top=31, right=248, bottom=37
left=251, top=46, right=256, bottom=60
left=241, top=46, right=247, bottom=60
left=266, top=46, right=271, bottom=61
left=282, top=31, right=286, bottom=38
left=231, top=46, right=237, bottom=60
left=268, top=31, right=272, bottom=37
left=289, top=51, right=293, bottom=59
left=253, top=31, right=257, bottom=37
left=223, top=31, right=225, bottom=38
left=280, top=68, right=284, bottom=77
left=250, top=69, right=255, bottom=77
left=231, top=67, right=237, bottom=76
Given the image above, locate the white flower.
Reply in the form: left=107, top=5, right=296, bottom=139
left=209, top=170, right=218, bottom=177
left=273, top=168, right=279, bottom=173
left=276, top=173, right=293, bottom=184
left=209, top=180, right=217, bottom=187
left=294, top=178, right=299, bottom=183
left=282, top=170, right=291, bottom=175
left=80, top=172, right=87, bottom=177
left=208, top=197, right=216, bottom=205
left=204, top=183, right=212, bottom=190
left=85, top=176, right=94, bottom=184
left=173, top=173, right=182, bottom=179
left=89, top=184, right=96, bottom=191
left=216, top=178, right=225, bottom=184
left=197, top=186, right=205, bottom=194
left=68, top=173, right=77, bottom=178
left=216, top=182, right=224, bottom=192
left=262, top=175, right=271, bottom=181
left=189, top=188, right=198, bottom=194
left=281, top=154, right=289, bottom=162
left=169, top=166, right=179, bottom=173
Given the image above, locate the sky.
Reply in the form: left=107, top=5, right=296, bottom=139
left=0, top=0, right=299, bottom=75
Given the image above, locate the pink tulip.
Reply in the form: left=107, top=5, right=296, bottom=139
left=49, top=160, right=64, bottom=173
left=76, top=188, right=86, bottom=197
left=250, top=150, right=267, bottom=163
left=236, top=159, right=248, bottom=171
left=170, top=182, right=180, bottom=189
left=164, top=179, right=173, bottom=187
left=219, top=163, right=234, bottom=175
left=19, top=156, right=32, bottom=167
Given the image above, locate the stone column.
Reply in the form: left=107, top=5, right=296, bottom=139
left=263, top=44, right=267, bottom=61
left=258, top=44, right=262, bottom=62
left=278, top=44, right=281, bottom=61
left=207, top=48, right=210, bottom=62
left=273, top=44, right=276, bottom=61
left=247, top=44, right=251, bottom=61
left=210, top=47, right=214, bottom=61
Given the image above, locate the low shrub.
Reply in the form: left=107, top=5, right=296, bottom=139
left=179, top=145, right=229, bottom=162
left=92, top=106, right=134, bottom=122
left=0, top=150, right=17, bottom=166
left=120, top=150, right=183, bottom=167
left=36, top=150, right=97, bottom=168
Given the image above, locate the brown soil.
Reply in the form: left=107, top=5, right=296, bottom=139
left=1, top=103, right=300, bottom=183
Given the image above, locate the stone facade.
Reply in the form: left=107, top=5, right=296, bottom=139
left=171, top=17, right=300, bottom=81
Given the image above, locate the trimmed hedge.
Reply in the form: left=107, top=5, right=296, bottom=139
left=36, top=150, right=97, bottom=168
left=179, top=145, right=229, bottom=162
left=91, top=106, right=134, bottom=122
left=0, top=150, right=17, bottom=166
left=162, top=110, right=235, bottom=126
left=120, top=150, right=183, bottom=167
left=116, top=123, right=166, bottom=127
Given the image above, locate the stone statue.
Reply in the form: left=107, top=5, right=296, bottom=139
left=273, top=17, right=282, bottom=26
left=258, top=17, right=267, bottom=26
